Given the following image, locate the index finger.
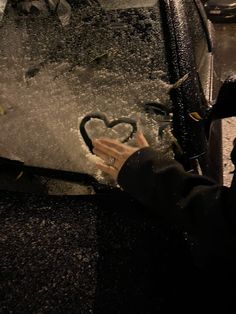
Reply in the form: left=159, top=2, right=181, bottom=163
left=136, top=132, right=149, bottom=148
left=93, top=138, right=128, bottom=151
left=93, top=139, right=122, bottom=158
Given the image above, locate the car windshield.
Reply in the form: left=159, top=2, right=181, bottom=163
left=0, top=0, right=172, bottom=183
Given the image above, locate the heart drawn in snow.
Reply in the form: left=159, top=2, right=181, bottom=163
left=79, top=112, right=137, bottom=153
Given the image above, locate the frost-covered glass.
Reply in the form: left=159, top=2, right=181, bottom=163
left=0, top=1, right=173, bottom=181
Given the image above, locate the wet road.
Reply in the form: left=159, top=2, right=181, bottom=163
left=214, top=23, right=236, bottom=186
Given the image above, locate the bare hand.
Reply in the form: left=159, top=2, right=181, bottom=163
left=92, top=132, right=149, bottom=179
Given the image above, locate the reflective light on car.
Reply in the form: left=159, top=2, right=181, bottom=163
left=227, top=2, right=236, bottom=8
left=209, top=9, right=221, bottom=15
left=204, top=0, right=236, bottom=21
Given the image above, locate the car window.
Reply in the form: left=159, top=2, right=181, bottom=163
left=0, top=1, right=172, bottom=181
left=184, top=1, right=211, bottom=95
left=185, top=1, right=209, bottom=67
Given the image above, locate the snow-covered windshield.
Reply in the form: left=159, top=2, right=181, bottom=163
left=0, top=1, right=173, bottom=181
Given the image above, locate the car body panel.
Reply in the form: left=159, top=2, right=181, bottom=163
left=160, top=0, right=222, bottom=182
left=0, top=188, right=207, bottom=313
left=204, top=0, right=236, bottom=22
left=0, top=1, right=225, bottom=311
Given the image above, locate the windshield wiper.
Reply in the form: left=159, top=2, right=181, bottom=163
left=0, top=156, right=99, bottom=188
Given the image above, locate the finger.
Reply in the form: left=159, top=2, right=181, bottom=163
left=93, top=139, right=122, bottom=158
left=94, top=138, right=127, bottom=151
left=136, top=132, right=149, bottom=148
left=93, top=149, right=122, bottom=171
left=93, top=148, right=110, bottom=162
left=95, top=162, right=117, bottom=179
left=93, top=148, right=121, bottom=171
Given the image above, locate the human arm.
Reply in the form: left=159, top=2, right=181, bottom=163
left=92, top=134, right=236, bottom=262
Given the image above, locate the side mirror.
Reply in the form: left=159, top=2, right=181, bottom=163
left=208, top=75, right=236, bottom=120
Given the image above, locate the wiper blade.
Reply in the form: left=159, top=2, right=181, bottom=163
left=144, top=102, right=172, bottom=116
left=0, top=157, right=99, bottom=187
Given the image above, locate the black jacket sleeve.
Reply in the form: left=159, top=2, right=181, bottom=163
left=117, top=147, right=236, bottom=264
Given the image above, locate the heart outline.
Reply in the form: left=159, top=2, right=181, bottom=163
left=80, top=112, right=137, bottom=153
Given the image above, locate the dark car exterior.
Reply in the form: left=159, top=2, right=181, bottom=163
left=204, top=0, right=236, bottom=22
left=0, top=0, right=222, bottom=191
left=0, top=2, right=226, bottom=312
